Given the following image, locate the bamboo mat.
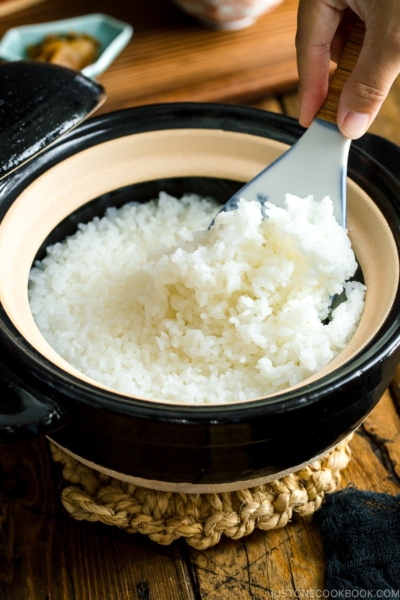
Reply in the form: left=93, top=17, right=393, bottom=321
left=0, top=0, right=300, bottom=112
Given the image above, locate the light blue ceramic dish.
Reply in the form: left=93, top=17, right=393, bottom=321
left=0, top=13, right=133, bottom=78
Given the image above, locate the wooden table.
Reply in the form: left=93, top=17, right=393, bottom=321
left=1, top=0, right=400, bottom=598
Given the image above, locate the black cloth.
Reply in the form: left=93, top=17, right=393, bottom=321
left=315, top=488, right=400, bottom=596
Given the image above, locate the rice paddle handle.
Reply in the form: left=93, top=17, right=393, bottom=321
left=317, top=19, right=366, bottom=125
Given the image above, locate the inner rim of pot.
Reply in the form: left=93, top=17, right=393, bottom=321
left=0, top=128, right=398, bottom=406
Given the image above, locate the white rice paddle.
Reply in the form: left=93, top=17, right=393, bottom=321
left=217, top=19, right=365, bottom=228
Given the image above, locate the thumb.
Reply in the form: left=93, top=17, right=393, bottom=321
left=337, top=22, right=400, bottom=139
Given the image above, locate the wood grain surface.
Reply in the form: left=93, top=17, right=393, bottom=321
left=1, top=0, right=400, bottom=597
left=0, top=0, right=46, bottom=17
left=0, top=0, right=300, bottom=112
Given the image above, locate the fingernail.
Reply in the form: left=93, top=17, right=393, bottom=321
left=341, top=112, right=369, bottom=139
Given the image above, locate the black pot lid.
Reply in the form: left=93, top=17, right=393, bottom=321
left=0, top=60, right=105, bottom=180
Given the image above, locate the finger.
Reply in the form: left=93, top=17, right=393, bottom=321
left=330, top=8, right=356, bottom=63
left=337, top=18, right=400, bottom=138
left=296, top=0, right=342, bottom=126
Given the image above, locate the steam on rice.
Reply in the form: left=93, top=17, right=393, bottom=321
left=28, top=192, right=366, bottom=404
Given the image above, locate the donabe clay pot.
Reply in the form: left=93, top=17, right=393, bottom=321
left=0, top=104, right=400, bottom=493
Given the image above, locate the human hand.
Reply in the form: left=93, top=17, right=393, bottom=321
left=296, top=0, right=400, bottom=139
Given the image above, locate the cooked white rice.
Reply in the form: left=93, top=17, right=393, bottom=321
left=28, top=192, right=366, bottom=404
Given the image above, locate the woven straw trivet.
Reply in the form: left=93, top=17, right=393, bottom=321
left=50, top=434, right=353, bottom=550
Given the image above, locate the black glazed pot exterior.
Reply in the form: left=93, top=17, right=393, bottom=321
left=1, top=104, right=400, bottom=488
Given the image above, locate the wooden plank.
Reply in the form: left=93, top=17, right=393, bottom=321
left=0, top=0, right=47, bottom=17
left=0, top=0, right=300, bottom=113
left=0, top=437, right=197, bottom=600
left=391, top=363, right=400, bottom=410
left=361, top=389, right=400, bottom=485
left=249, top=96, right=283, bottom=114
left=187, top=522, right=326, bottom=599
